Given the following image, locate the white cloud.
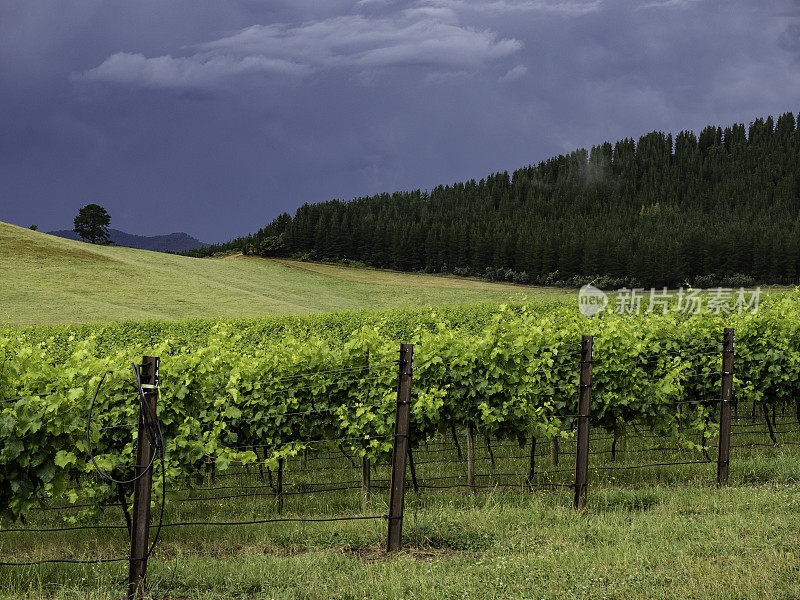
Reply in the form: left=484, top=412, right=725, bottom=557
left=82, top=52, right=309, bottom=89
left=401, top=6, right=459, bottom=20
left=499, top=64, right=528, bottom=81
left=637, top=0, right=703, bottom=9
left=420, top=0, right=603, bottom=16
left=200, top=16, right=520, bottom=69
left=81, top=10, right=521, bottom=91
left=482, top=0, right=601, bottom=15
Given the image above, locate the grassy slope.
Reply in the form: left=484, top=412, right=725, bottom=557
left=0, top=222, right=567, bottom=327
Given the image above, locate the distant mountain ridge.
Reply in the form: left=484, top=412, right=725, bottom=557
left=47, top=228, right=207, bottom=253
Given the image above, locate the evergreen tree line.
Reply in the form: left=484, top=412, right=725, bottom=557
left=186, top=112, right=800, bottom=288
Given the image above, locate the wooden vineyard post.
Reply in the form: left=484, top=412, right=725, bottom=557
left=466, top=421, right=476, bottom=491
left=717, top=328, right=735, bottom=486
left=574, top=336, right=593, bottom=510
left=527, top=436, right=537, bottom=492
left=276, top=458, right=284, bottom=514
left=206, top=457, right=215, bottom=487
left=362, top=351, right=371, bottom=511
left=128, top=356, right=159, bottom=600
left=387, top=344, right=413, bottom=552
left=362, top=447, right=371, bottom=512
left=617, top=421, right=627, bottom=454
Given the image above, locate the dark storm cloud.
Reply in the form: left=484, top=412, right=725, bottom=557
left=2, top=0, right=799, bottom=242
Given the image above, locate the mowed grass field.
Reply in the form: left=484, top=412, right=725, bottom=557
left=0, top=222, right=568, bottom=327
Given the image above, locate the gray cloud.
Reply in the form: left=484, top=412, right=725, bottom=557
left=637, top=0, right=704, bottom=9
left=499, top=64, right=528, bottom=81
left=81, top=10, right=522, bottom=91
left=421, top=0, right=603, bottom=16
left=82, top=52, right=310, bottom=89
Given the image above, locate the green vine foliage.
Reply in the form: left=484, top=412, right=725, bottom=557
left=1, top=291, right=799, bottom=524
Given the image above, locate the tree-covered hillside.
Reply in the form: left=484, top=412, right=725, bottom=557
left=191, top=113, right=800, bottom=287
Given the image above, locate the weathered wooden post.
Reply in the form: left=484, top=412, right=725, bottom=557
left=527, top=435, right=537, bottom=491
left=717, top=328, right=734, bottom=486
left=362, top=351, right=371, bottom=511
left=276, top=457, right=284, bottom=514
left=574, top=336, right=593, bottom=509
left=128, top=356, right=159, bottom=600
left=387, top=344, right=413, bottom=552
left=466, top=421, right=476, bottom=491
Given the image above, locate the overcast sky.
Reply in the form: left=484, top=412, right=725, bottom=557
left=2, top=0, right=799, bottom=242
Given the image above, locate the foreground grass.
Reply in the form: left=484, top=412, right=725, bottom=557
left=2, top=485, right=799, bottom=600
left=0, top=222, right=566, bottom=326
left=3, top=425, right=799, bottom=600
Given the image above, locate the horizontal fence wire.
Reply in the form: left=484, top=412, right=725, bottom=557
left=731, top=442, right=800, bottom=449
left=223, top=401, right=394, bottom=425
left=100, top=424, right=137, bottom=432
left=167, top=477, right=390, bottom=495
left=0, top=556, right=132, bottom=567
left=159, top=515, right=385, bottom=529
left=587, top=445, right=687, bottom=456
left=731, top=428, right=800, bottom=437
left=412, top=454, right=531, bottom=466
left=615, top=350, right=721, bottom=366
left=408, top=472, right=575, bottom=485
left=167, top=486, right=365, bottom=503
left=671, top=370, right=720, bottom=380
left=417, top=482, right=572, bottom=490
left=211, top=462, right=360, bottom=476
left=0, top=523, right=129, bottom=533
left=590, top=459, right=712, bottom=471
left=218, top=435, right=391, bottom=454
left=731, top=414, right=797, bottom=423
left=667, top=398, right=720, bottom=406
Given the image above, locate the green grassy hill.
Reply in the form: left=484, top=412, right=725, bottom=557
left=0, top=222, right=566, bottom=326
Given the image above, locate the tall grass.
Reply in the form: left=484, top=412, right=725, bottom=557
left=2, top=421, right=798, bottom=600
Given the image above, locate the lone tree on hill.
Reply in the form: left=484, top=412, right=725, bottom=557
left=73, top=204, right=111, bottom=244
